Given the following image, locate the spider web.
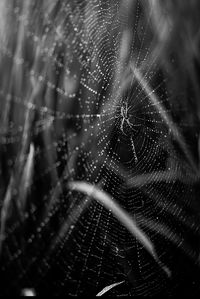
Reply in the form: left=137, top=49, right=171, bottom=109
left=0, top=0, right=200, bottom=296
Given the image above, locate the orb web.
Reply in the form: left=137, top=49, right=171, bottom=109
left=0, top=0, right=200, bottom=296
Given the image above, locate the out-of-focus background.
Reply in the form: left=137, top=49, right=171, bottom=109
left=0, top=0, right=200, bottom=296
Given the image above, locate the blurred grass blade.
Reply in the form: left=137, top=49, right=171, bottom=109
left=127, top=170, right=199, bottom=188
left=96, top=281, right=125, bottom=297
left=18, top=143, right=35, bottom=215
left=0, top=176, right=14, bottom=254
left=131, top=66, right=198, bottom=174
left=127, top=170, right=177, bottom=188
left=198, top=134, right=200, bottom=169
left=136, top=214, right=199, bottom=265
left=21, top=289, right=36, bottom=297
left=68, top=181, right=171, bottom=277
